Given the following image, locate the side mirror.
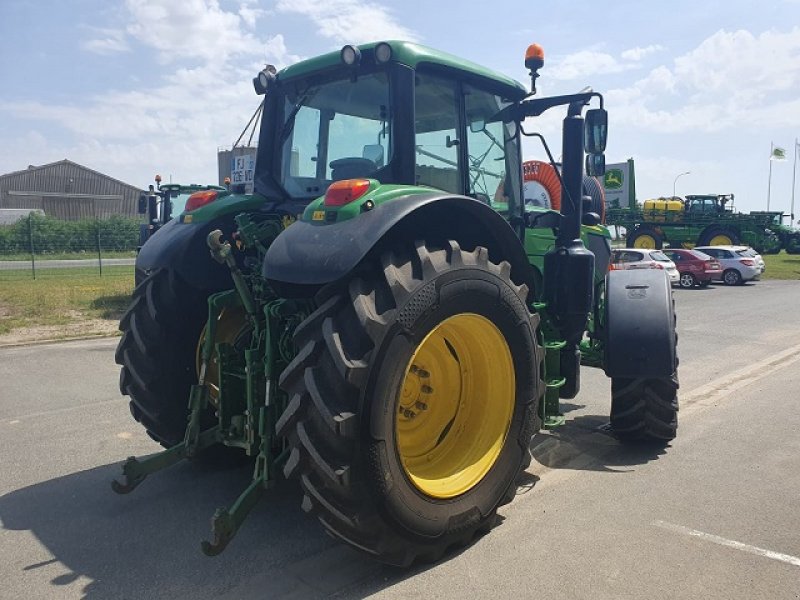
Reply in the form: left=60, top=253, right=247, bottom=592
left=582, top=211, right=601, bottom=226
left=585, top=108, right=607, bottom=153
left=137, top=193, right=147, bottom=214
left=469, top=119, right=486, bottom=133
left=586, top=153, right=605, bottom=177
left=525, top=210, right=561, bottom=229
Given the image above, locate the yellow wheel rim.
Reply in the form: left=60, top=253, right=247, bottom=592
left=709, top=234, right=732, bottom=246
left=633, top=234, right=657, bottom=249
left=396, top=313, right=515, bottom=499
left=196, top=306, right=249, bottom=406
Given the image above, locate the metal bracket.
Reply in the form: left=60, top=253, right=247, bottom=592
left=111, top=427, right=220, bottom=494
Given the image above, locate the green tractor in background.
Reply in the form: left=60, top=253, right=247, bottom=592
left=749, top=211, right=800, bottom=254
left=136, top=176, right=226, bottom=250
left=113, top=41, right=679, bottom=565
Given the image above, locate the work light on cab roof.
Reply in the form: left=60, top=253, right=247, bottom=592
left=252, top=64, right=276, bottom=95
left=525, top=43, right=545, bottom=94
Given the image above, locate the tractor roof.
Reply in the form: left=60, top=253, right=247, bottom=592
left=278, top=41, right=528, bottom=100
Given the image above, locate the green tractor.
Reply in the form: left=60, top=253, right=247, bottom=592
left=137, top=176, right=227, bottom=251
left=749, top=211, right=800, bottom=254
left=113, top=41, right=679, bottom=565
left=607, top=193, right=782, bottom=253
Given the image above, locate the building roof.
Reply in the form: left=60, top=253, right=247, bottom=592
left=0, top=159, right=141, bottom=193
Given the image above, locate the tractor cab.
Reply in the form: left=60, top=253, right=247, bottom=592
left=685, top=194, right=734, bottom=215
left=251, top=41, right=606, bottom=234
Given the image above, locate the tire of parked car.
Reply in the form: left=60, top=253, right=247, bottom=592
left=678, top=272, right=696, bottom=289
left=722, top=268, right=743, bottom=286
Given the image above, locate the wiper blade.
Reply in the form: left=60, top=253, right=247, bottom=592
left=280, top=87, right=316, bottom=143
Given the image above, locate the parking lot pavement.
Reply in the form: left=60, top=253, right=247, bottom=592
left=1, top=280, right=799, bottom=599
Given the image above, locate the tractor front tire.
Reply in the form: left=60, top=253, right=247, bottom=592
left=627, top=227, right=663, bottom=249
left=610, top=376, right=679, bottom=442
left=276, top=241, right=543, bottom=566
left=116, top=269, right=213, bottom=447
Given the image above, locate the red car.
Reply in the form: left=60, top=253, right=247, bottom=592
left=663, top=249, right=722, bottom=288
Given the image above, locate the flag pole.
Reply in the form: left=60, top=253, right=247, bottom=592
left=791, top=138, right=798, bottom=223
left=767, top=142, right=774, bottom=211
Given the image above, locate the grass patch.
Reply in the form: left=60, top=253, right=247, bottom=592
left=0, top=266, right=134, bottom=335
left=762, top=252, right=800, bottom=280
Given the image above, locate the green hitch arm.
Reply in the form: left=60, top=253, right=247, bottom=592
left=207, top=229, right=258, bottom=317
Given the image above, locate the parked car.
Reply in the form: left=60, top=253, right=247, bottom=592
left=694, top=245, right=762, bottom=285
left=732, top=246, right=766, bottom=274
left=662, top=248, right=722, bottom=288
left=610, top=248, right=680, bottom=284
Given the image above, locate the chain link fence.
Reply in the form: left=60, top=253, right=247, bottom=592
left=0, top=213, right=140, bottom=280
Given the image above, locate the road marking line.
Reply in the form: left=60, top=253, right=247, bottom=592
left=654, top=520, right=800, bottom=567
left=680, top=342, right=800, bottom=415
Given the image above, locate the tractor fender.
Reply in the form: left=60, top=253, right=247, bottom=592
left=603, top=269, right=676, bottom=379
left=263, top=192, right=533, bottom=291
left=135, top=215, right=235, bottom=291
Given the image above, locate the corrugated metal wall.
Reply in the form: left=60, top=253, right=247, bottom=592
left=0, top=160, right=143, bottom=220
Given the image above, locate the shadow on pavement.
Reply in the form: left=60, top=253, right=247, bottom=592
left=0, top=458, right=419, bottom=599
left=529, top=414, right=669, bottom=475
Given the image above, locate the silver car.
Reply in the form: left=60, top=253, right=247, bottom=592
left=610, top=248, right=680, bottom=284
left=694, top=245, right=762, bottom=285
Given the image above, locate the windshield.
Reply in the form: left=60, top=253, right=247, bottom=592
left=279, top=71, right=391, bottom=199
left=650, top=251, right=672, bottom=262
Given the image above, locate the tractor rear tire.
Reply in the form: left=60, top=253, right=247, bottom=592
left=698, top=227, right=740, bottom=247
left=276, top=241, right=543, bottom=566
left=116, top=269, right=214, bottom=447
left=627, top=226, right=663, bottom=249
left=610, top=376, right=679, bottom=442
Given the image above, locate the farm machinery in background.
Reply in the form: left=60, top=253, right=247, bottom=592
left=137, top=177, right=226, bottom=248
left=112, top=40, right=679, bottom=566
left=605, top=191, right=785, bottom=253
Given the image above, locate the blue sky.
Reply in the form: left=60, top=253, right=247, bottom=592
left=1, top=0, right=799, bottom=213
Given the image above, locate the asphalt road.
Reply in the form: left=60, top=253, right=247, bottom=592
left=0, top=258, right=135, bottom=271
left=1, top=280, right=799, bottom=599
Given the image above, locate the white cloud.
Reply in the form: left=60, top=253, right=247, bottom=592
left=549, top=50, right=636, bottom=81
left=275, top=0, right=419, bottom=44
left=607, top=27, right=800, bottom=133
left=81, top=28, right=130, bottom=55
left=621, top=44, right=664, bottom=61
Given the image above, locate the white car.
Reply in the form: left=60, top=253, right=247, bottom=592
left=694, top=245, right=763, bottom=285
left=610, top=248, right=680, bottom=284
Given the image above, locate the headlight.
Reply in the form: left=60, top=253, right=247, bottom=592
left=340, top=45, right=361, bottom=66
left=375, top=42, right=393, bottom=63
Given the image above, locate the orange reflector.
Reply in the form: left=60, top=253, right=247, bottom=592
left=185, top=190, right=218, bottom=212
left=324, top=179, right=371, bottom=207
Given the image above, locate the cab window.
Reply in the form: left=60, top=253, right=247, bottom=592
left=414, top=73, right=461, bottom=194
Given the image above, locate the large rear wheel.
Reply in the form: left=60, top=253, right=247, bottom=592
left=116, top=269, right=215, bottom=446
left=276, top=241, right=543, bottom=566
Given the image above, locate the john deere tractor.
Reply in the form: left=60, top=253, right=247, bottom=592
left=113, top=41, right=679, bottom=566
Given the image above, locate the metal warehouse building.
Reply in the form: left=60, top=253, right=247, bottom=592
left=0, top=159, right=143, bottom=220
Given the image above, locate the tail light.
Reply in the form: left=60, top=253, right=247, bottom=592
left=185, top=190, right=218, bottom=212
left=324, top=179, right=370, bottom=207
left=740, top=258, right=755, bottom=266
left=650, top=262, right=664, bottom=270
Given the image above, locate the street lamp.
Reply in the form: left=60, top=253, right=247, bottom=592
left=673, top=171, right=690, bottom=198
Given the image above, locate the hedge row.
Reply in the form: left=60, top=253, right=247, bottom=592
left=0, top=214, right=141, bottom=254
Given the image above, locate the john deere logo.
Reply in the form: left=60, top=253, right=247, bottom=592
left=605, top=169, right=624, bottom=190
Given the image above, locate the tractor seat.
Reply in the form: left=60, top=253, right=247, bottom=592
left=330, top=157, right=376, bottom=181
